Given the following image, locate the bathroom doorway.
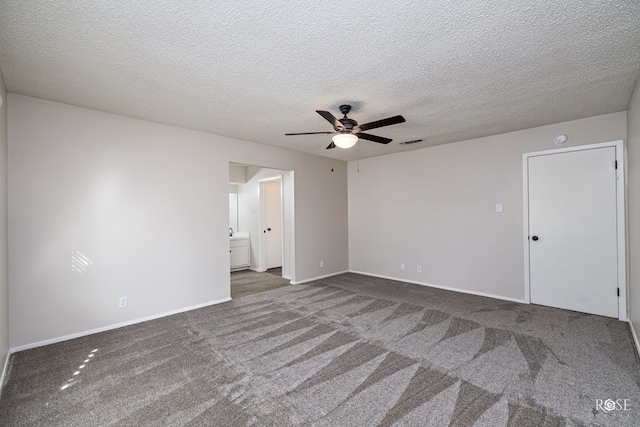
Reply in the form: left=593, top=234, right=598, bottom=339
left=229, top=163, right=295, bottom=282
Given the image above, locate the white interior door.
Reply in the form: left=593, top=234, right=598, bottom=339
left=527, top=146, right=618, bottom=317
left=263, top=180, right=282, bottom=270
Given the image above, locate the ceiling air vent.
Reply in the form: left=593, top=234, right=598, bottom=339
left=399, top=139, right=423, bottom=145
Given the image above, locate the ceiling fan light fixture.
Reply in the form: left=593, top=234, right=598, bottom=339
left=332, top=133, right=358, bottom=149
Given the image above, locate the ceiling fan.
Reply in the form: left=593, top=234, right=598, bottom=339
left=285, top=105, right=406, bottom=149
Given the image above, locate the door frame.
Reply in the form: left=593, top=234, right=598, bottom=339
left=229, top=163, right=295, bottom=282
left=522, top=140, right=627, bottom=320
left=259, top=176, right=284, bottom=273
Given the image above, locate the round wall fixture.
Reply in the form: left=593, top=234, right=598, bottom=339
left=554, top=134, right=568, bottom=144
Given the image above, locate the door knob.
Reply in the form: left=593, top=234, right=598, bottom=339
left=531, top=236, right=539, bottom=241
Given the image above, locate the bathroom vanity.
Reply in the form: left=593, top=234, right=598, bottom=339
left=230, top=233, right=250, bottom=271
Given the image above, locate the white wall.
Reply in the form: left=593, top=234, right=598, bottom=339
left=8, top=94, right=348, bottom=349
left=349, top=112, right=626, bottom=301
left=229, top=164, right=246, bottom=184
left=628, top=76, right=640, bottom=349
left=0, top=72, right=9, bottom=383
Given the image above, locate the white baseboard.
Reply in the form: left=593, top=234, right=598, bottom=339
left=629, top=319, right=640, bottom=359
left=10, top=297, right=232, bottom=353
left=349, top=270, right=527, bottom=304
left=0, top=350, right=11, bottom=398
left=290, top=270, right=349, bottom=285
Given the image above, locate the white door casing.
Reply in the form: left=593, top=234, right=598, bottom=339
left=229, top=164, right=294, bottom=283
left=523, top=141, right=626, bottom=320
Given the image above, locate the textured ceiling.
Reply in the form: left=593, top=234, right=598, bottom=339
left=1, top=1, right=639, bottom=161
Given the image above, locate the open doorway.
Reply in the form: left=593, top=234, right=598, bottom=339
left=228, top=163, right=295, bottom=298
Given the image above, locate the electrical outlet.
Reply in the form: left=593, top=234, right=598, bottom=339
left=118, top=296, right=128, bottom=309
left=417, top=265, right=422, bottom=273
left=320, top=260, right=324, bottom=268
left=400, top=263, right=405, bottom=270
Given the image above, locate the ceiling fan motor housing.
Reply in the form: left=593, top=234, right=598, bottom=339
left=339, top=118, right=357, bottom=131
left=337, top=105, right=357, bottom=131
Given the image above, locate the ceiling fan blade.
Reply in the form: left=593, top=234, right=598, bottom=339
left=316, top=110, right=345, bottom=131
left=356, top=115, right=405, bottom=132
left=285, top=131, right=336, bottom=136
left=358, top=133, right=392, bottom=144
left=326, top=142, right=336, bottom=149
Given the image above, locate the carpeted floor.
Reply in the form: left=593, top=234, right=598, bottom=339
left=1, top=273, right=639, bottom=426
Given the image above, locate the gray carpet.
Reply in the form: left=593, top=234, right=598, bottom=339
left=1, top=273, right=639, bottom=426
